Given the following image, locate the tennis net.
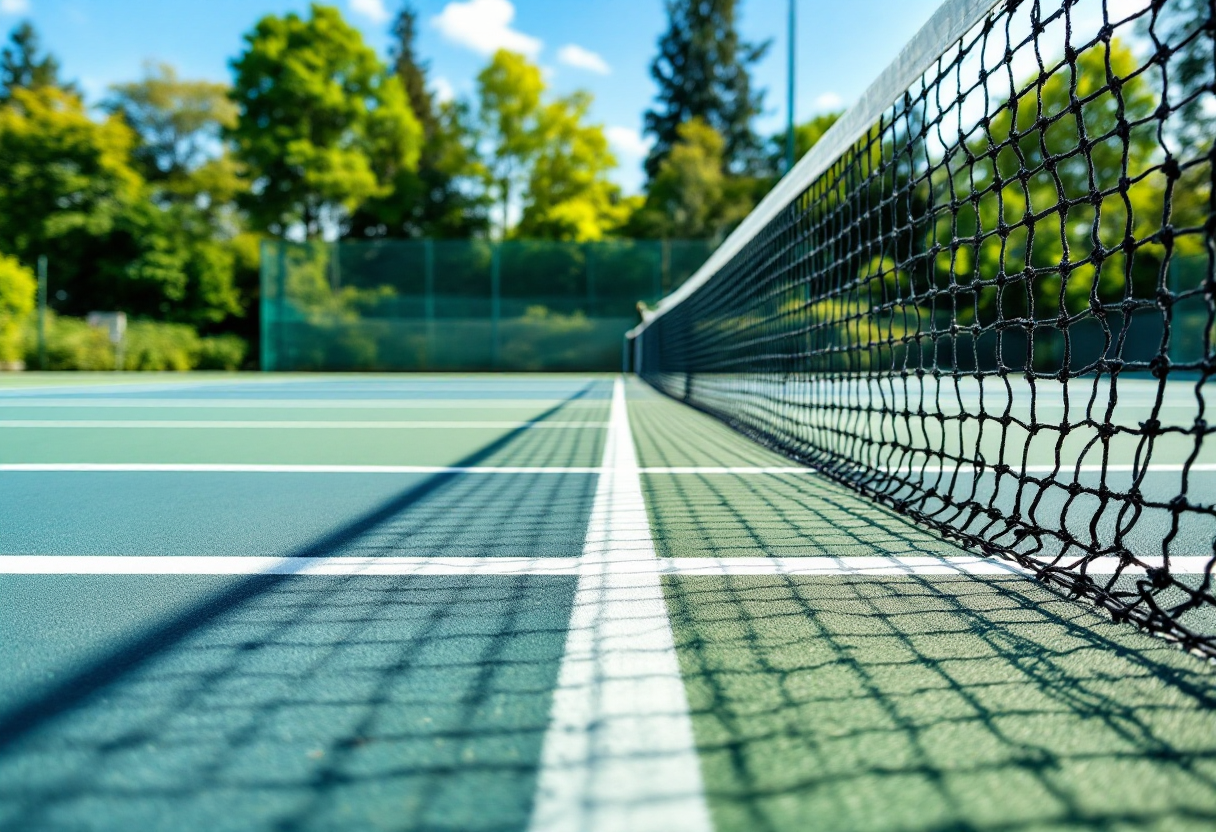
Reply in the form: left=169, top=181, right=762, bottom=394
left=628, top=0, right=1216, bottom=655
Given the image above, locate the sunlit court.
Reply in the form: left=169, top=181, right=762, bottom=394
left=1, top=0, right=1214, bottom=831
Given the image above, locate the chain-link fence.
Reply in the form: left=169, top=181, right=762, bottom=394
left=260, top=239, right=712, bottom=371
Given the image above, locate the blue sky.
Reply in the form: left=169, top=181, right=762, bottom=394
left=0, top=0, right=945, bottom=193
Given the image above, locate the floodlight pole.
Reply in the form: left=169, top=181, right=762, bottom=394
left=786, top=0, right=797, bottom=173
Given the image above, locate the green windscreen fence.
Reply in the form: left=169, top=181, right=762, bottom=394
left=260, top=239, right=713, bottom=371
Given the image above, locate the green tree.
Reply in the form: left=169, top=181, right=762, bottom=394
left=628, top=117, right=752, bottom=239
left=930, top=39, right=1197, bottom=354
left=476, top=49, right=545, bottom=237
left=644, top=0, right=769, bottom=179
left=1138, top=0, right=1213, bottom=153
left=106, top=63, right=243, bottom=204
left=0, top=86, right=241, bottom=325
left=346, top=3, right=489, bottom=239
left=765, top=111, right=842, bottom=177
left=229, top=4, right=422, bottom=238
left=0, top=252, right=35, bottom=364
left=516, top=92, right=630, bottom=241
left=0, top=86, right=142, bottom=268
left=105, top=63, right=249, bottom=329
left=474, top=49, right=623, bottom=240
left=0, top=22, right=72, bottom=102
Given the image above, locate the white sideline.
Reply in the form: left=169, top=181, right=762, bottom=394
left=527, top=378, right=712, bottom=832
left=1, top=555, right=1210, bottom=577
left=0, top=399, right=604, bottom=409
left=2, top=462, right=1209, bottom=474
left=0, top=420, right=606, bottom=429
left=0, top=464, right=813, bottom=474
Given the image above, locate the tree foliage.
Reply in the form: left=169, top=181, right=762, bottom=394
left=346, top=3, right=489, bottom=239
left=643, top=0, right=768, bottom=179
left=0, top=252, right=36, bottom=363
left=228, top=4, right=422, bottom=237
left=517, top=92, right=630, bottom=241
left=627, top=117, right=753, bottom=240
left=106, top=62, right=242, bottom=205
left=476, top=50, right=545, bottom=237
left=475, top=50, right=623, bottom=241
left=935, top=39, right=1192, bottom=326
left=0, top=22, right=72, bottom=102
left=764, top=111, right=842, bottom=177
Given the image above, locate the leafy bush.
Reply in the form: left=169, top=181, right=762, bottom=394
left=25, top=313, right=116, bottom=370
left=21, top=313, right=249, bottom=371
left=122, top=320, right=200, bottom=371
left=197, top=333, right=248, bottom=370
left=0, top=253, right=36, bottom=365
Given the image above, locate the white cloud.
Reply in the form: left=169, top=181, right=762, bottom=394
left=0, top=0, right=31, bottom=14
left=606, top=126, right=651, bottom=159
left=432, top=0, right=541, bottom=58
left=350, top=0, right=391, bottom=24
left=431, top=77, right=455, bottom=104
left=557, top=44, right=610, bottom=75
left=814, top=92, right=843, bottom=111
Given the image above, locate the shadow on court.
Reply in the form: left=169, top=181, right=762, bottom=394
left=0, top=383, right=603, bottom=832
left=628, top=383, right=973, bottom=558
left=664, top=574, right=1216, bottom=832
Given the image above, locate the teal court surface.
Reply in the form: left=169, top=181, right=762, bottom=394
left=1, top=373, right=1215, bottom=832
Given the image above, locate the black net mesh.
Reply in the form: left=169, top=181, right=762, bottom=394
left=632, top=0, right=1216, bottom=656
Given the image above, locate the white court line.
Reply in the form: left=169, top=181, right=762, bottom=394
left=1, top=462, right=1208, bottom=475
left=528, top=378, right=713, bottom=832
left=0, top=464, right=809, bottom=474
left=0, top=420, right=606, bottom=429
left=0, top=399, right=604, bottom=409
left=1, top=555, right=1209, bottom=577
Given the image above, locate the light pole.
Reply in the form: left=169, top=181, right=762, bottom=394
left=786, top=0, right=797, bottom=173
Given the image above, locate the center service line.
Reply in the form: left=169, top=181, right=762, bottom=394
left=527, top=378, right=713, bottom=832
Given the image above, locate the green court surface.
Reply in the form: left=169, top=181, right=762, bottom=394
left=1, top=373, right=1213, bottom=832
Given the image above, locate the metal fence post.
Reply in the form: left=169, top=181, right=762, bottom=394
left=587, top=242, right=596, bottom=316
left=36, top=255, right=47, bottom=371
left=423, top=239, right=435, bottom=370
left=490, top=243, right=501, bottom=369
left=275, top=242, right=287, bottom=371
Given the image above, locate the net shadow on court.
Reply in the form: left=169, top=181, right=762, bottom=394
left=663, top=572, right=1216, bottom=832
left=0, top=385, right=605, bottom=831
left=629, top=385, right=974, bottom=559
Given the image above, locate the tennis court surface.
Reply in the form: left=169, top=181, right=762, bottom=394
left=1, top=372, right=1214, bottom=832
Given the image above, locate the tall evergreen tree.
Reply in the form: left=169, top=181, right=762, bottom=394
left=390, top=6, right=438, bottom=142
left=643, top=0, right=769, bottom=179
left=346, top=3, right=489, bottom=238
left=0, top=22, right=73, bottom=102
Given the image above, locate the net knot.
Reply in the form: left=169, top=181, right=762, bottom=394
left=1161, top=156, right=1181, bottom=181
left=1140, top=417, right=1163, bottom=434
left=1146, top=567, right=1173, bottom=590
left=1149, top=355, right=1170, bottom=379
